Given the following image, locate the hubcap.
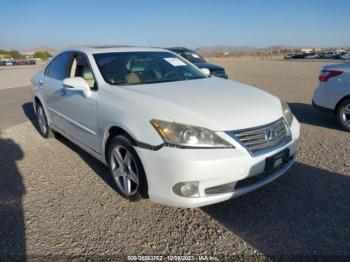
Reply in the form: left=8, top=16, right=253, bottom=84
left=340, top=104, right=350, bottom=128
left=37, top=106, right=47, bottom=134
left=110, top=145, right=139, bottom=196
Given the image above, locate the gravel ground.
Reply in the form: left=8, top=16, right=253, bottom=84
left=0, top=59, right=349, bottom=260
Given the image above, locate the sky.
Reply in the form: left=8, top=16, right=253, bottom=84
left=0, top=0, right=349, bottom=51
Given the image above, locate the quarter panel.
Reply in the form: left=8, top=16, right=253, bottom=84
left=97, top=85, right=165, bottom=159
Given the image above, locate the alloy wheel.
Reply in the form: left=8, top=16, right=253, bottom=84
left=340, top=103, right=350, bottom=128
left=37, top=106, right=48, bottom=135
left=110, top=145, right=139, bottom=196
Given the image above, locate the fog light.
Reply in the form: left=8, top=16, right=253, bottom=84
left=172, top=182, right=199, bottom=198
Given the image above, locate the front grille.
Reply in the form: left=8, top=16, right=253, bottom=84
left=226, top=118, right=291, bottom=155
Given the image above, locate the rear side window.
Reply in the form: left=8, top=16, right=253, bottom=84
left=45, top=52, right=70, bottom=80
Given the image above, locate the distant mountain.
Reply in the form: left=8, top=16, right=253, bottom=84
left=23, top=46, right=58, bottom=55
left=195, top=45, right=301, bottom=56
left=195, top=45, right=350, bottom=56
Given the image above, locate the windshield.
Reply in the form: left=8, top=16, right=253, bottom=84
left=174, top=50, right=206, bottom=63
left=94, top=51, right=207, bottom=86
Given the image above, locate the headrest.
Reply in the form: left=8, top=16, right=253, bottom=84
left=130, top=61, right=145, bottom=73
left=82, top=67, right=94, bottom=80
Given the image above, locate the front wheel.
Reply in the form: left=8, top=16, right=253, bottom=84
left=107, top=135, right=148, bottom=201
left=36, top=103, right=55, bottom=138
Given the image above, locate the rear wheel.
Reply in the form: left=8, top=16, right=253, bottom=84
left=107, top=135, right=148, bottom=201
left=36, top=103, right=55, bottom=138
left=336, top=98, right=350, bottom=132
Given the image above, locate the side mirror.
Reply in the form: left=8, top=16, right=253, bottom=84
left=200, top=68, right=211, bottom=76
left=63, top=77, right=91, bottom=97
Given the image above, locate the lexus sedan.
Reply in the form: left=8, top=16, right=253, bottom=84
left=313, top=62, right=350, bottom=131
left=31, top=46, right=300, bottom=208
left=166, top=47, right=228, bottom=78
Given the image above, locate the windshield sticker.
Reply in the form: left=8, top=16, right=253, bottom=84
left=191, top=53, right=200, bottom=58
left=164, top=57, right=187, bottom=66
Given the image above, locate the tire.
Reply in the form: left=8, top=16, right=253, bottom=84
left=36, top=103, right=55, bottom=138
left=336, top=97, right=350, bottom=132
left=107, top=135, right=148, bottom=201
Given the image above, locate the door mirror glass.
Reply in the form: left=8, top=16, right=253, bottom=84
left=63, top=77, right=91, bottom=97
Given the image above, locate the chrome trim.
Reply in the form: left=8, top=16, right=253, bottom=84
left=47, top=107, right=96, bottom=135
left=226, top=118, right=292, bottom=156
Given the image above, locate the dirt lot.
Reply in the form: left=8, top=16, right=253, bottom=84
left=0, top=59, right=349, bottom=260
left=0, top=64, right=44, bottom=90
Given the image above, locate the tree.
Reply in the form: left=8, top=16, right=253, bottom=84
left=9, top=50, right=24, bottom=59
left=33, top=51, right=52, bottom=60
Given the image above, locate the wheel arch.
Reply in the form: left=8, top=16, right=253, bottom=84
left=33, top=96, right=42, bottom=113
left=103, top=125, right=137, bottom=163
left=335, top=95, right=350, bottom=112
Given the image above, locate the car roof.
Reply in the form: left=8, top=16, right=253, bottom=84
left=61, top=45, right=170, bottom=55
left=166, top=47, right=192, bottom=52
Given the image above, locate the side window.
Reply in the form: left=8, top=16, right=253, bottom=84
left=44, top=63, right=50, bottom=76
left=68, top=53, right=96, bottom=89
left=45, top=53, right=70, bottom=80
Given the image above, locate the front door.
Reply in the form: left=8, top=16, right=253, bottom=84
left=58, top=53, right=99, bottom=154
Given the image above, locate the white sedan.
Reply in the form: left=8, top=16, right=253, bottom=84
left=313, top=62, right=350, bottom=131
left=31, top=46, right=300, bottom=208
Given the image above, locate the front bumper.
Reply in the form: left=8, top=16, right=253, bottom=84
left=135, top=118, right=300, bottom=208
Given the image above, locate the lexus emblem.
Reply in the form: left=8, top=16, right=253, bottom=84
left=265, top=128, right=278, bottom=142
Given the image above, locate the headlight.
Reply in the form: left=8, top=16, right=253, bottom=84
left=150, top=119, right=233, bottom=148
left=281, top=100, right=294, bottom=126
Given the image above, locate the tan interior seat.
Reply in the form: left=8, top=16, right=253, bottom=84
left=125, top=73, right=141, bottom=84
left=82, top=67, right=95, bottom=88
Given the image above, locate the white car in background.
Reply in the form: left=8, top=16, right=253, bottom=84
left=341, top=53, right=350, bottom=60
left=313, top=63, right=350, bottom=131
left=5, top=60, right=14, bottom=66
left=31, top=46, right=300, bottom=208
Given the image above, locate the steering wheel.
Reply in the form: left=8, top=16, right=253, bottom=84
left=164, top=70, right=180, bottom=79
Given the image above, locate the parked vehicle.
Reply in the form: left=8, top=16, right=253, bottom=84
left=31, top=46, right=300, bottom=208
left=16, top=60, right=28, bottom=65
left=5, top=60, right=15, bottom=66
left=341, top=52, right=350, bottom=60
left=284, top=53, right=308, bottom=59
left=166, top=47, right=228, bottom=78
left=333, top=52, right=346, bottom=60
left=316, top=52, right=326, bottom=59
left=284, top=54, right=295, bottom=59
left=0, top=60, right=6, bottom=66
left=323, top=52, right=337, bottom=59
left=27, top=59, right=36, bottom=65
left=305, top=53, right=319, bottom=59
left=313, top=63, right=350, bottom=131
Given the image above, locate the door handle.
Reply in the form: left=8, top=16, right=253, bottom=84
left=39, top=80, right=43, bottom=87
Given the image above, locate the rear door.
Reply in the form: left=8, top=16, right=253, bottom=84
left=40, top=52, right=71, bottom=132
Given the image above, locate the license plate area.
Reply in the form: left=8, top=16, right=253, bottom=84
left=265, top=148, right=290, bottom=173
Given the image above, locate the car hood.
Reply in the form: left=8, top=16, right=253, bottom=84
left=194, top=62, right=224, bottom=71
left=117, top=77, right=283, bottom=131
